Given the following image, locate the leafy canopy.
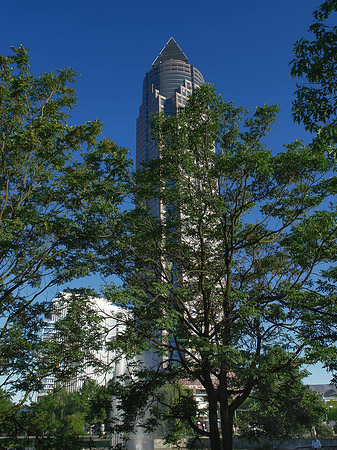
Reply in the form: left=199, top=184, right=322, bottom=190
left=0, top=45, right=130, bottom=406
left=105, top=84, right=337, bottom=450
left=291, top=0, right=337, bottom=152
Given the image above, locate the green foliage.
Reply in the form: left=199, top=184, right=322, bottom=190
left=238, top=365, right=326, bottom=445
left=326, top=400, right=337, bottom=421
left=109, top=367, right=198, bottom=446
left=24, top=389, right=86, bottom=450
left=42, top=290, right=112, bottom=383
left=29, top=390, right=85, bottom=439
left=158, top=382, right=199, bottom=445
left=3, top=381, right=111, bottom=450
left=291, top=1, right=337, bottom=153
left=105, top=84, right=337, bottom=450
left=0, top=45, right=130, bottom=411
left=315, top=423, right=334, bottom=437
left=0, top=390, right=18, bottom=443
left=85, top=381, right=112, bottom=426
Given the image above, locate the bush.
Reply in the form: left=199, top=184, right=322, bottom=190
left=315, top=423, right=334, bottom=437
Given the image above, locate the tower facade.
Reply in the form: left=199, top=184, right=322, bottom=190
left=136, top=37, right=204, bottom=169
left=128, top=40, right=207, bottom=449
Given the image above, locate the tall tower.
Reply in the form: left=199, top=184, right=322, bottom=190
left=136, top=37, right=204, bottom=169
left=127, top=40, right=205, bottom=450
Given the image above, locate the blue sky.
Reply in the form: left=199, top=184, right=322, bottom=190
left=2, top=0, right=319, bottom=157
left=1, top=0, right=331, bottom=384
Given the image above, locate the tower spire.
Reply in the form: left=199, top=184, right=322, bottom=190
left=152, top=37, right=189, bottom=67
left=137, top=38, right=204, bottom=168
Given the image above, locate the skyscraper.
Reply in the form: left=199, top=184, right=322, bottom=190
left=136, top=37, right=204, bottom=170
left=125, top=41, right=206, bottom=450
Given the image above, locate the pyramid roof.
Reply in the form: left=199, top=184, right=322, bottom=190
left=152, top=37, right=189, bottom=67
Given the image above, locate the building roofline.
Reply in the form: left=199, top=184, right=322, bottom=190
left=152, top=37, right=189, bottom=67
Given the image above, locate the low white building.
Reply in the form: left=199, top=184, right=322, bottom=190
left=37, top=293, right=127, bottom=399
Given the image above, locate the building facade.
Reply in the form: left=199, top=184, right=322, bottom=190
left=133, top=39, right=208, bottom=442
left=136, top=37, right=204, bottom=170
left=37, top=294, right=127, bottom=399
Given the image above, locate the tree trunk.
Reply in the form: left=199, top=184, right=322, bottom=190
left=220, top=404, right=234, bottom=450
left=208, top=393, right=222, bottom=450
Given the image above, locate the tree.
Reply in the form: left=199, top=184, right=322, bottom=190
left=0, top=46, right=129, bottom=410
left=291, top=0, right=337, bottom=153
left=327, top=400, right=337, bottom=422
left=39, top=289, right=117, bottom=386
left=237, top=365, right=326, bottom=448
left=25, top=389, right=86, bottom=450
left=0, top=389, right=19, bottom=446
left=23, top=386, right=92, bottom=450
left=104, top=85, right=337, bottom=450
left=1, top=380, right=112, bottom=450
left=315, top=423, right=334, bottom=437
